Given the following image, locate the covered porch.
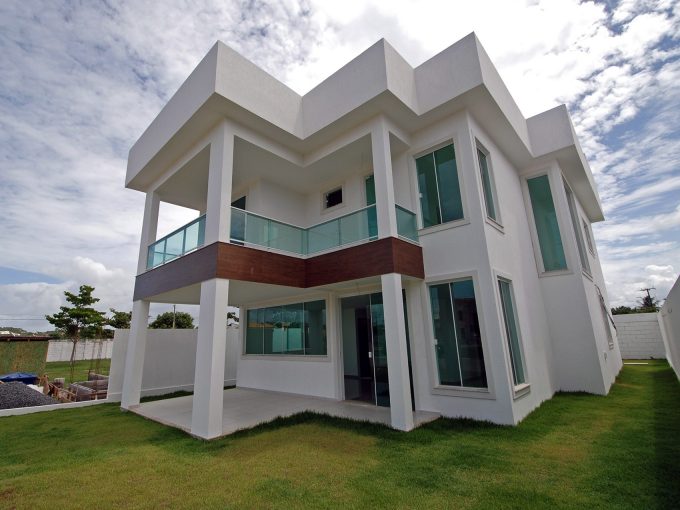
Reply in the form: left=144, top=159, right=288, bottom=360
left=131, top=387, right=440, bottom=438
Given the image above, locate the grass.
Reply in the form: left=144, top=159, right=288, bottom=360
left=0, top=361, right=678, bottom=509
left=43, top=359, right=111, bottom=385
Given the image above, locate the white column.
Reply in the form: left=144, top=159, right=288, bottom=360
left=121, top=299, right=150, bottom=409
left=191, top=278, right=230, bottom=439
left=381, top=273, right=414, bottom=431
left=371, top=118, right=399, bottom=238
left=204, top=122, right=235, bottom=244
left=137, top=191, right=160, bottom=274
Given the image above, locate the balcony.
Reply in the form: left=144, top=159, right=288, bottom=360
left=230, top=205, right=418, bottom=257
left=146, top=205, right=418, bottom=270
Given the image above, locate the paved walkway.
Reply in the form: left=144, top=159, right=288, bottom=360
left=132, top=387, right=440, bottom=437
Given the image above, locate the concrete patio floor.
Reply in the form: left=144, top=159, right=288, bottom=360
left=130, top=387, right=441, bottom=437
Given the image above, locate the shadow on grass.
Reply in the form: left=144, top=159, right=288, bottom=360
left=652, top=363, right=680, bottom=507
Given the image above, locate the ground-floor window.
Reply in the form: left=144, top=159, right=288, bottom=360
left=428, top=279, right=487, bottom=388
left=245, top=299, right=327, bottom=355
left=498, top=279, right=526, bottom=386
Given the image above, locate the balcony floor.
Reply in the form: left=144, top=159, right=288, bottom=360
left=130, top=387, right=440, bottom=438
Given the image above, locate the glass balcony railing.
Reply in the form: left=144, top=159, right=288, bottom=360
left=230, top=205, right=380, bottom=256
left=145, top=204, right=419, bottom=270
left=396, top=205, right=418, bottom=243
left=147, top=215, right=205, bottom=269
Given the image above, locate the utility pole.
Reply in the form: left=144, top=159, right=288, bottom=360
left=172, top=304, right=176, bottom=329
left=639, top=287, right=655, bottom=299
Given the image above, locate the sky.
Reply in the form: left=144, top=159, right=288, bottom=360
left=0, top=0, right=678, bottom=331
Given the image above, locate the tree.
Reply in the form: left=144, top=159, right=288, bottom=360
left=108, top=309, right=132, bottom=329
left=611, top=305, right=635, bottom=315
left=45, top=285, right=106, bottom=380
left=149, top=311, right=195, bottom=329
left=638, top=294, right=660, bottom=313
left=227, top=311, right=239, bottom=325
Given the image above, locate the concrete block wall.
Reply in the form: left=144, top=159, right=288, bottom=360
left=613, top=313, right=666, bottom=359
left=47, top=339, right=114, bottom=362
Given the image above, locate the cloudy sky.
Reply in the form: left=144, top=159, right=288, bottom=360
left=1, top=0, right=678, bottom=330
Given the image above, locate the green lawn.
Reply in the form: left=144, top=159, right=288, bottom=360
left=1, top=361, right=678, bottom=509
left=43, top=359, right=111, bottom=385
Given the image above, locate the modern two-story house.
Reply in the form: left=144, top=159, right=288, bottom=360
left=119, top=33, right=622, bottom=439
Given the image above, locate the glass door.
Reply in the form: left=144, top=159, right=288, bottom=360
left=341, top=293, right=390, bottom=407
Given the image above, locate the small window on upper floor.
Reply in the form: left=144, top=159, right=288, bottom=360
left=582, top=218, right=596, bottom=256
left=415, top=143, right=464, bottom=228
left=324, top=187, right=343, bottom=209
left=476, top=145, right=500, bottom=223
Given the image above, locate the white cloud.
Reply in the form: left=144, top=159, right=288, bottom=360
left=0, top=0, right=678, bottom=327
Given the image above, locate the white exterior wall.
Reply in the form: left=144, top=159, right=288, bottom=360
left=47, top=339, right=114, bottom=362
left=660, top=277, right=680, bottom=379
left=613, top=313, right=666, bottom=359
left=467, top=115, right=557, bottom=423
left=109, top=328, right=240, bottom=401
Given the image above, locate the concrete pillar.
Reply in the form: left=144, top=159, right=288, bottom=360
left=121, top=299, right=150, bottom=409
left=191, top=278, right=230, bottom=439
left=381, top=273, right=414, bottom=431
left=371, top=118, right=399, bottom=238
left=136, top=191, right=160, bottom=274
left=204, top=122, right=235, bottom=244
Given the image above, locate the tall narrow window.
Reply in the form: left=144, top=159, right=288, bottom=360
left=416, top=143, right=464, bottom=228
left=564, top=180, right=591, bottom=274
left=365, top=175, right=378, bottom=238
left=527, top=175, right=567, bottom=271
left=498, top=279, right=526, bottom=386
left=477, top=147, right=498, bottom=222
left=429, top=279, right=487, bottom=388
left=582, top=219, right=595, bottom=256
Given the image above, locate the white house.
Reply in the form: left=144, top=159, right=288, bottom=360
left=117, top=33, right=622, bottom=439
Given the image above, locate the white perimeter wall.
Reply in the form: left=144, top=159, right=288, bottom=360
left=660, top=277, right=680, bottom=379
left=47, top=339, right=114, bottom=362
left=613, top=313, right=666, bottom=359
left=108, top=328, right=240, bottom=401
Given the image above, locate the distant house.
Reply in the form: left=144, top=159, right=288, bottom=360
left=118, top=33, right=622, bottom=439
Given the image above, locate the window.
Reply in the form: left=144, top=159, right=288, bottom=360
left=245, top=300, right=327, bottom=355
left=365, top=175, right=378, bottom=238
left=527, top=175, right=567, bottom=272
left=582, top=219, right=595, bottom=256
left=416, top=143, right=464, bottom=228
left=324, top=187, right=343, bottom=209
left=564, top=180, right=591, bottom=274
left=498, top=279, right=526, bottom=386
left=477, top=147, right=499, bottom=222
left=429, top=279, right=487, bottom=388
left=596, top=286, right=615, bottom=350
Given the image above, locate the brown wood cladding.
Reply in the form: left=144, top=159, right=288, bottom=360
left=134, top=237, right=424, bottom=300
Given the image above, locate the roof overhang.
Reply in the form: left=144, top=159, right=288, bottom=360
left=126, top=33, right=604, bottom=221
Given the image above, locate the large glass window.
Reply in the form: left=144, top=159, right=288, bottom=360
left=245, top=300, right=327, bottom=355
left=416, top=143, right=464, bottom=228
left=365, top=174, right=378, bottom=239
left=498, top=279, right=526, bottom=386
left=564, top=180, right=591, bottom=274
left=477, top=147, right=498, bottom=222
left=527, top=175, right=567, bottom=271
left=429, top=279, right=487, bottom=388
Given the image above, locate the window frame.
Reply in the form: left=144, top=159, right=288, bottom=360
left=582, top=217, right=596, bottom=257
left=563, top=178, right=592, bottom=277
left=411, top=138, right=469, bottom=234
left=241, top=297, right=330, bottom=360
left=422, top=271, right=495, bottom=399
left=475, top=141, right=502, bottom=228
left=322, top=186, right=344, bottom=211
left=496, top=274, right=530, bottom=397
left=522, top=169, right=571, bottom=277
